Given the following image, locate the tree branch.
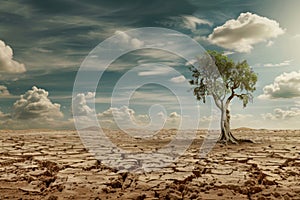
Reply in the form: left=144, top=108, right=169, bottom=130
left=225, top=87, right=236, bottom=107
left=212, top=92, right=223, bottom=110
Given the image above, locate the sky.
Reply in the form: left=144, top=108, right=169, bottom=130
left=0, top=0, right=300, bottom=130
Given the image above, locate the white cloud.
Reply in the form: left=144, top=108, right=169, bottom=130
left=199, top=115, right=214, bottom=123
left=170, top=75, right=186, bottom=83
left=266, top=41, right=274, bottom=47
left=98, top=106, right=149, bottom=129
left=198, top=113, right=254, bottom=129
left=104, top=49, right=184, bottom=72
left=138, top=66, right=173, bottom=76
left=222, top=51, right=235, bottom=56
left=0, top=110, right=10, bottom=120
left=259, top=70, right=300, bottom=99
left=0, top=86, right=71, bottom=129
left=98, top=106, right=135, bottom=120
left=165, top=112, right=182, bottom=128
left=169, top=111, right=180, bottom=119
left=0, top=40, right=26, bottom=73
left=97, top=106, right=186, bottom=130
left=207, top=12, right=285, bottom=53
left=264, top=60, right=292, bottom=67
left=159, top=15, right=212, bottom=32
left=72, top=92, right=100, bottom=129
left=73, top=92, right=96, bottom=116
left=0, top=85, right=10, bottom=96
left=231, top=114, right=253, bottom=121
left=182, top=15, right=212, bottom=30
left=200, top=113, right=253, bottom=122
left=262, top=107, right=300, bottom=120
left=292, top=34, right=300, bottom=39
left=184, top=59, right=197, bottom=66
left=115, top=30, right=144, bottom=49
left=12, top=86, right=63, bottom=120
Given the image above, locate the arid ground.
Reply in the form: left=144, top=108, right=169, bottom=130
left=0, top=129, right=299, bottom=200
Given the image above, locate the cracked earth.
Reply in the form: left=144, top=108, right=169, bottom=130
left=0, top=129, right=299, bottom=199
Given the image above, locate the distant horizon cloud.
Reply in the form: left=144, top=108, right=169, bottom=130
left=0, top=86, right=70, bottom=129
left=73, top=92, right=96, bottom=116
left=262, top=104, right=300, bottom=120
left=264, top=60, right=293, bottom=67
left=12, top=86, right=63, bottom=120
left=207, top=12, right=285, bottom=53
left=0, top=85, right=10, bottom=96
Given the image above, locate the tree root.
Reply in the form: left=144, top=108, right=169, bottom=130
left=218, top=138, right=255, bottom=145
left=238, top=139, right=255, bottom=144
left=219, top=130, right=255, bottom=145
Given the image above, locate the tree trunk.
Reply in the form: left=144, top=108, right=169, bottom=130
left=219, top=106, right=238, bottom=144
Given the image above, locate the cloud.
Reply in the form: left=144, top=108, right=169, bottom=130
left=12, top=86, right=63, bottom=120
left=98, top=106, right=135, bottom=120
left=72, top=92, right=101, bottom=129
left=160, top=15, right=212, bottom=32
left=0, top=86, right=72, bottom=129
left=170, top=75, right=186, bottom=83
left=169, top=111, right=180, bottom=118
left=207, top=12, right=285, bottom=53
left=264, top=60, right=292, bottom=67
left=0, top=40, right=26, bottom=73
left=292, top=34, right=300, bottom=39
left=262, top=107, right=300, bottom=120
left=231, top=114, right=254, bottom=121
left=98, top=106, right=150, bottom=129
left=0, top=85, right=10, bottom=96
left=115, top=30, right=144, bottom=49
left=259, top=70, right=300, bottom=99
left=165, top=112, right=183, bottom=128
left=138, top=66, right=173, bottom=76
left=181, top=15, right=212, bottom=30
left=266, top=41, right=274, bottom=47
left=97, top=106, right=185, bottom=130
left=73, top=92, right=96, bottom=116
left=0, top=110, right=10, bottom=120
left=199, top=113, right=254, bottom=129
left=222, top=51, right=235, bottom=56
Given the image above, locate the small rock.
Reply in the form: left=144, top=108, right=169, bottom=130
left=48, top=195, right=58, bottom=200
left=210, top=168, right=233, bottom=175
left=217, top=191, right=224, bottom=196
left=19, top=185, right=41, bottom=193
left=189, top=193, right=198, bottom=199
left=263, top=176, right=277, bottom=185
left=244, top=179, right=256, bottom=186
left=257, top=197, right=266, bottom=200
left=0, top=173, right=17, bottom=181
left=169, top=190, right=182, bottom=200
left=29, top=169, right=48, bottom=177
left=273, top=192, right=281, bottom=198
left=249, top=186, right=262, bottom=194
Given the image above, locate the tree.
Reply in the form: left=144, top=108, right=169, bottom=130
left=189, top=51, right=257, bottom=144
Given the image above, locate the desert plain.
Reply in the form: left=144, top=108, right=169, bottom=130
left=0, top=129, right=299, bottom=200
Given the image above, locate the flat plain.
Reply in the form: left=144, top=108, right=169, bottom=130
left=0, top=129, right=299, bottom=199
